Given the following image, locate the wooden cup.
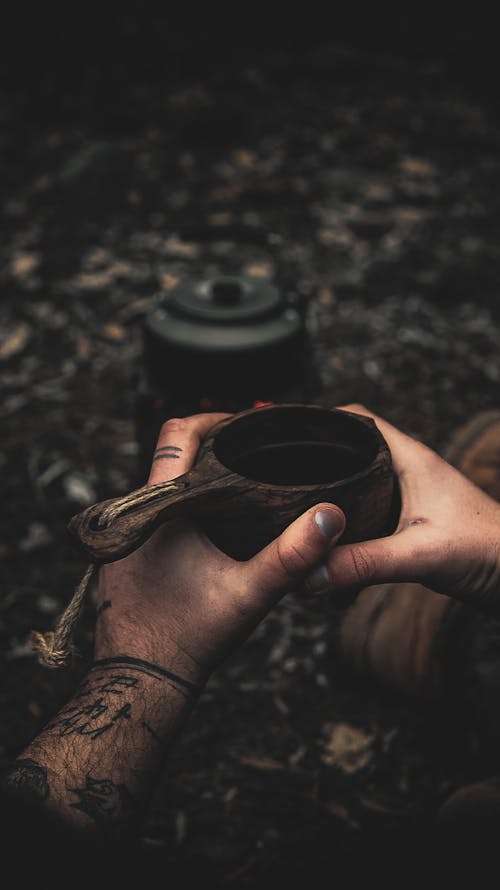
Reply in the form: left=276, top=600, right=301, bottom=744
left=68, top=404, right=397, bottom=562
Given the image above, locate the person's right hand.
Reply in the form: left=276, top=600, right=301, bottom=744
left=305, top=405, right=500, bottom=615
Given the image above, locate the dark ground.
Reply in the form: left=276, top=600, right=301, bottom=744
left=2, top=8, right=500, bottom=882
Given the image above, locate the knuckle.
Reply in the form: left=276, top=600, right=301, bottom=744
left=347, top=544, right=374, bottom=586
left=160, top=417, right=188, bottom=435
left=276, top=538, right=309, bottom=580
left=418, top=442, right=445, bottom=473
left=349, top=402, right=368, bottom=413
left=423, top=443, right=441, bottom=464
left=338, top=402, right=369, bottom=414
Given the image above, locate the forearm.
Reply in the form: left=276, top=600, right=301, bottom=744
left=6, top=656, right=200, bottom=834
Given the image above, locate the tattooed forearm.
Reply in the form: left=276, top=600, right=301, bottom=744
left=13, top=657, right=200, bottom=835
left=46, top=658, right=197, bottom=741
left=46, top=676, right=136, bottom=739
left=96, top=599, right=112, bottom=618
left=92, top=656, right=200, bottom=697
left=141, top=720, right=164, bottom=745
left=4, top=758, right=49, bottom=801
left=69, top=774, right=139, bottom=832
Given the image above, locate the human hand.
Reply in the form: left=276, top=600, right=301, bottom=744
left=96, top=414, right=346, bottom=684
left=305, top=405, right=500, bottom=614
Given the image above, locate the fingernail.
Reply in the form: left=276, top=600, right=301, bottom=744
left=315, top=509, right=343, bottom=538
left=306, top=564, right=331, bottom=595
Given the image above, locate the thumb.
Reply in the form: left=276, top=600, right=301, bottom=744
left=304, top=526, right=426, bottom=596
left=243, top=504, right=346, bottom=600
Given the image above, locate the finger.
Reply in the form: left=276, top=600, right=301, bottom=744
left=242, top=503, right=346, bottom=600
left=337, top=403, right=438, bottom=486
left=304, top=525, right=433, bottom=597
left=148, top=413, right=231, bottom=484
left=337, top=403, right=421, bottom=473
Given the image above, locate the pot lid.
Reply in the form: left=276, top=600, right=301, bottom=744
left=146, top=276, right=303, bottom=353
left=167, top=276, right=282, bottom=324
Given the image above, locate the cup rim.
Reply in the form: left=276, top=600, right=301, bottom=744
left=205, top=402, right=390, bottom=491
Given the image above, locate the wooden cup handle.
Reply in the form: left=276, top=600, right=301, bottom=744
left=67, top=470, right=234, bottom=564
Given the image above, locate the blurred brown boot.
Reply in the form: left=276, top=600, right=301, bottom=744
left=436, top=778, right=500, bottom=845
left=340, top=410, right=500, bottom=698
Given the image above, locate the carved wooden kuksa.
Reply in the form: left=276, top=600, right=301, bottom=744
left=68, top=405, right=397, bottom=562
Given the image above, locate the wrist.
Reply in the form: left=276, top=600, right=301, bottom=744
left=94, top=618, right=208, bottom=688
left=90, top=654, right=203, bottom=700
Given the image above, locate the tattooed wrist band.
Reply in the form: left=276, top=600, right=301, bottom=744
left=92, top=655, right=201, bottom=697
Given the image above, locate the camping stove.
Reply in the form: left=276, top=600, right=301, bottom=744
left=136, top=269, right=317, bottom=479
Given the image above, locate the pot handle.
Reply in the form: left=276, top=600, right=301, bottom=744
left=67, top=470, right=234, bottom=563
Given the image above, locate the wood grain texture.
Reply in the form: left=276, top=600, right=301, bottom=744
left=68, top=405, right=396, bottom=562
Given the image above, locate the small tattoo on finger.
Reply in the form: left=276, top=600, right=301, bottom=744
left=152, top=453, right=181, bottom=462
left=152, top=445, right=183, bottom=463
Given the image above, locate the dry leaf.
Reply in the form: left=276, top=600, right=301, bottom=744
left=323, top=801, right=360, bottom=830
left=318, top=287, right=335, bottom=305
left=76, top=335, right=92, bottom=362
left=11, top=253, right=40, bottom=280
left=399, top=156, right=436, bottom=177
left=232, top=752, right=284, bottom=772
left=317, top=228, right=340, bottom=246
left=84, top=247, right=111, bottom=268
left=243, top=261, right=274, bottom=279
left=63, top=472, right=96, bottom=506
left=127, top=189, right=143, bottom=206
left=233, top=148, right=256, bottom=169
left=117, top=297, right=153, bottom=321
left=209, top=185, right=243, bottom=203
left=208, top=212, right=233, bottom=227
left=163, top=236, right=200, bottom=258
left=28, top=701, right=42, bottom=718
left=160, top=272, right=180, bottom=291
left=103, top=322, right=127, bottom=342
left=0, top=322, right=31, bottom=361
left=77, top=271, right=112, bottom=290
left=19, top=522, right=53, bottom=552
left=365, top=183, right=393, bottom=202
left=322, top=722, right=374, bottom=774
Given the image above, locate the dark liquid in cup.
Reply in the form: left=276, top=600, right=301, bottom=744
left=232, top=441, right=365, bottom=485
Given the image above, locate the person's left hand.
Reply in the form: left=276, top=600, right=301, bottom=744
left=96, top=413, right=345, bottom=685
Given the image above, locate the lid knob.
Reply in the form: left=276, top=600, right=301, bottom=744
left=211, top=279, right=243, bottom=307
